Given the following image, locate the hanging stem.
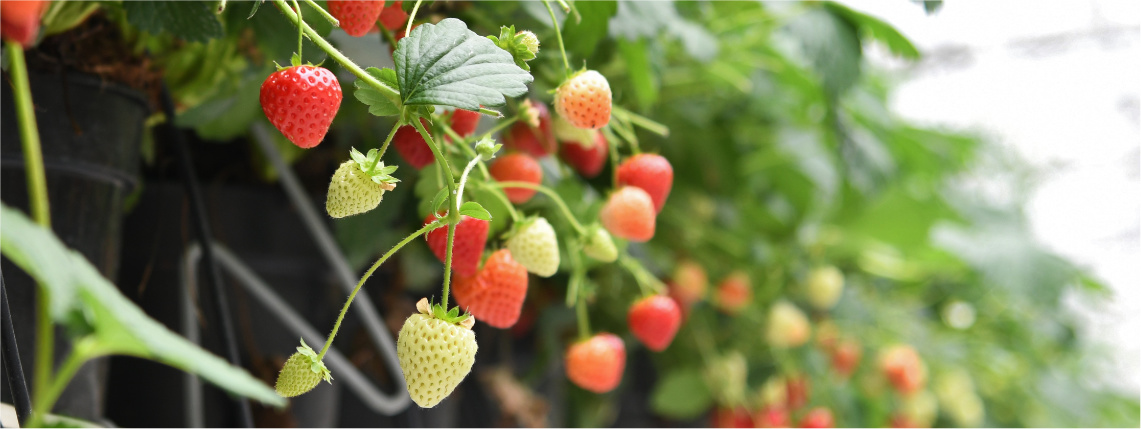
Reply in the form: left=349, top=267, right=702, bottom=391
left=565, top=239, right=584, bottom=307
left=454, top=157, right=481, bottom=210
left=612, top=106, right=670, bottom=137
left=376, top=121, right=401, bottom=160
left=541, top=0, right=571, bottom=75
left=488, top=181, right=586, bottom=235
left=405, top=0, right=423, bottom=39
left=604, top=127, right=621, bottom=189
left=575, top=295, right=591, bottom=341
left=318, top=220, right=440, bottom=359
left=292, top=0, right=304, bottom=60
left=302, top=0, right=340, bottom=27
left=412, top=118, right=460, bottom=307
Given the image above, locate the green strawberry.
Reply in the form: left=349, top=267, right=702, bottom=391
left=275, top=338, right=332, bottom=398
left=326, top=148, right=399, bottom=218
left=397, top=298, right=478, bottom=408
left=505, top=217, right=560, bottom=277
left=582, top=225, right=617, bottom=262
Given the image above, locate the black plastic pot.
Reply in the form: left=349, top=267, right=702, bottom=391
left=0, top=70, right=148, bottom=422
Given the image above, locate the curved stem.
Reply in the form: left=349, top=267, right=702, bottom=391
left=292, top=0, right=304, bottom=60
left=455, top=157, right=481, bottom=210
left=612, top=105, right=669, bottom=137
left=28, top=345, right=91, bottom=428
left=318, top=220, right=440, bottom=359
left=412, top=118, right=460, bottom=308
left=619, top=253, right=665, bottom=296
left=575, top=295, right=591, bottom=341
left=377, top=121, right=401, bottom=160
left=478, top=116, right=518, bottom=142
left=302, top=0, right=340, bottom=27
left=541, top=0, right=571, bottom=74
left=405, top=0, right=423, bottom=38
left=489, top=181, right=586, bottom=235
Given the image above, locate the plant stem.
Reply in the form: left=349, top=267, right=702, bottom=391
left=565, top=239, right=584, bottom=307
left=28, top=345, right=91, bottom=428
left=612, top=106, right=670, bottom=137
left=271, top=0, right=399, bottom=102
left=412, top=118, right=460, bottom=308
left=7, top=41, right=56, bottom=429
left=619, top=253, right=665, bottom=296
left=405, top=0, right=423, bottom=39
left=455, top=157, right=481, bottom=210
left=318, top=220, right=440, bottom=359
left=575, top=295, right=591, bottom=341
left=541, top=0, right=571, bottom=75
left=302, top=0, right=340, bottom=27
left=377, top=121, right=401, bottom=160
left=292, top=0, right=304, bottom=60
left=604, top=127, right=621, bottom=189
left=489, top=181, right=586, bottom=235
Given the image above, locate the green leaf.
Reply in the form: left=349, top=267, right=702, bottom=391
left=247, top=0, right=261, bottom=19
left=617, top=38, right=658, bottom=111
left=394, top=18, right=533, bottom=111
left=354, top=67, right=402, bottom=116
left=825, top=2, right=920, bottom=60
left=459, top=201, right=492, bottom=221
left=124, top=1, right=224, bottom=43
left=175, top=66, right=269, bottom=141
left=0, top=204, right=285, bottom=407
left=783, top=7, right=862, bottom=96
left=650, top=368, right=713, bottom=419
left=563, top=0, right=617, bottom=58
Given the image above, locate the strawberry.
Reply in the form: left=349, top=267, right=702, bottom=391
left=565, top=333, right=625, bottom=393
left=260, top=65, right=343, bottom=148
left=327, top=0, right=385, bottom=37
left=805, top=266, right=844, bottom=310
left=423, top=214, right=489, bottom=277
left=392, top=119, right=435, bottom=169
left=670, top=260, right=708, bottom=308
left=274, top=338, right=332, bottom=397
left=798, top=407, right=834, bottom=428
left=489, top=153, right=543, bottom=204
left=504, top=217, right=560, bottom=277
left=879, top=345, right=927, bottom=396
left=711, top=407, right=754, bottom=428
left=627, top=295, right=682, bottom=352
left=559, top=131, right=608, bottom=178
left=714, top=271, right=752, bottom=314
left=754, top=406, right=791, bottom=428
left=706, top=351, right=747, bottom=406
left=766, top=301, right=810, bottom=348
left=582, top=225, right=617, bottom=262
left=890, top=414, right=918, bottom=428
left=830, top=338, right=861, bottom=378
left=0, top=0, right=46, bottom=47
left=899, top=390, right=938, bottom=428
left=396, top=299, right=478, bottom=408
left=599, top=186, right=656, bottom=242
left=502, top=101, right=556, bottom=157
left=447, top=109, right=481, bottom=139
left=451, top=249, right=528, bottom=328
left=326, top=148, right=399, bottom=218
left=378, top=0, right=407, bottom=31
left=616, top=153, right=673, bottom=213
left=554, top=70, right=612, bottom=130
left=785, top=375, right=811, bottom=410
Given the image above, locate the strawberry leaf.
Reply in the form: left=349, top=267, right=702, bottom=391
left=394, top=18, right=533, bottom=112
left=459, top=201, right=492, bottom=221
left=354, top=67, right=402, bottom=116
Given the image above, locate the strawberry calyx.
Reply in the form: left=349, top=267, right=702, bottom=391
left=295, top=338, right=334, bottom=383
left=348, top=147, right=400, bottom=190
left=416, top=297, right=475, bottom=329
left=488, top=25, right=539, bottom=71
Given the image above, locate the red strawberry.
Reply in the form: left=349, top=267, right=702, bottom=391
left=714, top=271, right=752, bottom=314
left=378, top=0, right=407, bottom=31
left=616, top=153, right=673, bottom=213
left=448, top=109, right=481, bottom=139
left=424, top=214, right=489, bottom=277
left=260, top=65, right=343, bottom=149
left=670, top=260, right=708, bottom=309
left=559, top=131, right=608, bottom=178
left=392, top=118, right=435, bottom=169
left=502, top=101, right=556, bottom=157
left=328, top=1, right=385, bottom=37
left=830, top=339, right=861, bottom=378
left=565, top=333, right=625, bottom=393
left=600, top=186, right=655, bottom=242
left=786, top=375, right=811, bottom=410
left=1, top=0, right=46, bottom=47
left=798, top=407, right=834, bottom=428
left=711, top=407, right=754, bottom=428
left=879, top=345, right=927, bottom=396
left=489, top=153, right=542, bottom=204
left=627, top=295, right=681, bottom=352
left=451, top=249, right=528, bottom=328
left=554, top=70, right=612, bottom=130
left=754, top=406, right=791, bottom=428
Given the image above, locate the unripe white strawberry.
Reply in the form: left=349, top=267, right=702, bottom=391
left=582, top=225, right=617, bottom=262
left=505, top=217, right=560, bottom=277
left=805, top=266, right=844, bottom=310
left=326, top=148, right=398, bottom=218
left=275, top=339, right=332, bottom=398
left=705, top=351, right=748, bottom=407
left=900, top=390, right=939, bottom=428
left=765, top=300, right=810, bottom=348
left=397, top=299, right=478, bottom=408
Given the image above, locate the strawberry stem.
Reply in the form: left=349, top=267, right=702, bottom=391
left=412, top=117, right=461, bottom=308
left=603, top=127, right=621, bottom=189
left=376, top=122, right=400, bottom=162
left=541, top=0, right=572, bottom=76
left=488, top=181, right=586, bottom=236
left=575, top=295, right=591, bottom=341
left=301, top=0, right=340, bottom=28
left=317, top=219, right=442, bottom=360
left=618, top=253, right=666, bottom=296
left=292, top=0, right=303, bottom=61
left=405, top=0, right=423, bottom=41
left=565, top=238, right=585, bottom=307
left=612, top=106, right=670, bottom=138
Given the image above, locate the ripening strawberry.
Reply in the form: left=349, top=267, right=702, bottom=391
left=502, top=101, right=556, bottom=157
left=554, top=70, right=612, bottom=130
left=260, top=65, right=343, bottom=148
left=559, top=131, right=608, bottom=178
left=424, top=214, right=489, bottom=277
left=766, top=301, right=810, bottom=348
left=798, top=407, right=834, bottom=428
left=785, top=375, right=811, bottom=410
left=392, top=119, right=435, bottom=169
left=326, top=148, right=398, bottom=218
left=504, top=217, right=560, bottom=277
left=670, top=260, right=708, bottom=308
left=600, top=186, right=656, bottom=242
left=328, top=1, right=385, bottom=37
left=714, top=271, right=752, bottom=314
left=879, top=345, right=927, bottom=396
left=711, top=407, right=754, bottom=428
left=805, top=266, right=844, bottom=310
left=565, top=333, right=625, bottom=393
left=274, top=339, right=332, bottom=397
left=831, top=338, right=862, bottom=378
left=754, top=406, right=791, bottom=428
left=451, top=249, right=528, bottom=328
left=1, top=0, right=46, bottom=47
left=378, top=0, right=407, bottom=31
left=616, top=153, right=673, bottom=212
left=396, top=301, right=478, bottom=408
left=627, top=295, right=682, bottom=351
left=490, top=153, right=542, bottom=204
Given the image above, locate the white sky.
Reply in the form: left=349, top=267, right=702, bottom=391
left=840, top=0, right=1140, bottom=394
